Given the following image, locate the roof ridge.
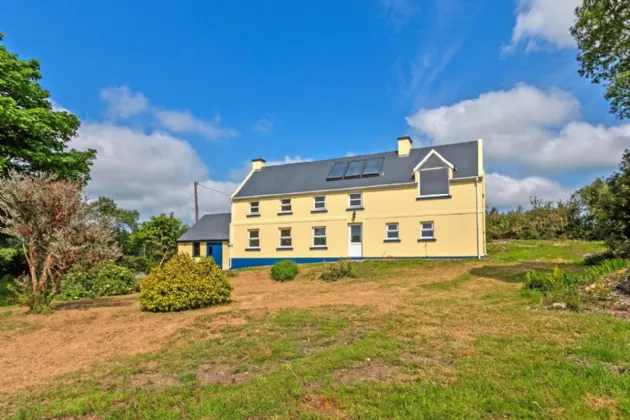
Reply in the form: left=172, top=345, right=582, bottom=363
left=201, top=212, right=231, bottom=216
left=262, top=140, right=480, bottom=169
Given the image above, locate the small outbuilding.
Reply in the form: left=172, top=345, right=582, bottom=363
left=177, top=213, right=230, bottom=269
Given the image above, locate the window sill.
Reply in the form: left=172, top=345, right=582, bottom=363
left=192, top=254, right=200, bottom=258
left=277, top=211, right=293, bottom=216
left=416, top=195, right=451, bottom=201
left=418, top=238, right=437, bottom=242
left=310, top=246, right=328, bottom=250
left=346, top=207, right=364, bottom=211
left=383, top=239, right=401, bottom=243
left=245, top=247, right=261, bottom=252
left=247, top=213, right=261, bottom=218
left=311, top=209, right=328, bottom=213
left=276, top=247, right=293, bottom=251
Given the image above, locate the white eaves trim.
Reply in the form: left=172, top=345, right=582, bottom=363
left=411, top=149, right=455, bottom=174
left=231, top=169, right=256, bottom=199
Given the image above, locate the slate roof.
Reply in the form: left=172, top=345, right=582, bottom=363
left=234, top=140, right=479, bottom=199
left=177, top=213, right=230, bottom=242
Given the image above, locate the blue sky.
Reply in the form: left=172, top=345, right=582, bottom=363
left=2, top=0, right=629, bottom=220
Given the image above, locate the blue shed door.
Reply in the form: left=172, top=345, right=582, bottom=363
left=206, top=242, right=223, bottom=269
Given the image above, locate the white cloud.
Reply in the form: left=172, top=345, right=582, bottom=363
left=69, top=123, right=237, bottom=222
left=98, top=86, right=238, bottom=140
left=486, top=172, right=571, bottom=208
left=156, top=110, right=239, bottom=139
left=506, top=0, right=581, bottom=51
left=228, top=155, right=313, bottom=182
left=99, top=86, right=149, bottom=119
left=252, top=118, right=273, bottom=133
left=49, top=99, right=71, bottom=113
left=406, top=84, right=630, bottom=172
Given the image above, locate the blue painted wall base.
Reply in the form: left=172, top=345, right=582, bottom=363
left=230, top=255, right=486, bottom=269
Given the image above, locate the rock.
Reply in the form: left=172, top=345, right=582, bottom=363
left=552, top=302, right=567, bottom=310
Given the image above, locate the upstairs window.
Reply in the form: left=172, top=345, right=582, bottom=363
left=249, top=201, right=260, bottom=215
left=419, top=167, right=449, bottom=197
left=313, top=196, right=326, bottom=210
left=386, top=223, right=399, bottom=240
left=280, top=198, right=292, bottom=213
left=192, top=242, right=200, bottom=257
left=348, top=193, right=362, bottom=209
left=420, top=222, right=434, bottom=239
left=279, top=228, right=292, bottom=248
left=313, top=227, right=326, bottom=247
left=248, top=230, right=260, bottom=248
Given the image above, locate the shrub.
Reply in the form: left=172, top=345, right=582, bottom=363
left=581, top=259, right=630, bottom=284
left=59, top=262, right=139, bottom=300
left=319, top=260, right=358, bottom=282
left=270, top=260, right=299, bottom=282
left=139, top=253, right=232, bottom=312
left=524, top=266, right=568, bottom=293
left=118, top=255, right=154, bottom=274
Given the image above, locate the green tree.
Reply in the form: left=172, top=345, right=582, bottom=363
left=93, top=197, right=139, bottom=253
left=601, top=150, right=630, bottom=256
left=129, top=213, right=188, bottom=267
left=0, top=33, right=95, bottom=183
left=571, top=178, right=611, bottom=240
left=571, top=0, right=630, bottom=119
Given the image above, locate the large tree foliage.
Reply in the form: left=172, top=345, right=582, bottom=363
left=571, top=0, right=630, bottom=119
left=0, top=172, right=119, bottom=312
left=599, top=149, right=630, bottom=256
left=129, top=213, right=187, bottom=267
left=93, top=197, right=139, bottom=253
left=0, top=33, right=96, bottom=183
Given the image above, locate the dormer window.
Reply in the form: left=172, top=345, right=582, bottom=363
left=413, top=150, right=454, bottom=199
left=419, top=167, right=449, bottom=197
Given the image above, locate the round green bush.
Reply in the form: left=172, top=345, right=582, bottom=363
left=139, top=253, right=233, bottom=312
left=270, top=260, right=299, bottom=282
left=60, top=262, right=138, bottom=300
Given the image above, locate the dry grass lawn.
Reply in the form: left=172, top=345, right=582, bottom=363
left=0, top=241, right=629, bottom=419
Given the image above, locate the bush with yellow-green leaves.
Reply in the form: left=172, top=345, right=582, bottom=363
left=139, top=253, right=232, bottom=312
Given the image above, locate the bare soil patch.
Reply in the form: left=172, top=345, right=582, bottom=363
left=0, top=262, right=479, bottom=396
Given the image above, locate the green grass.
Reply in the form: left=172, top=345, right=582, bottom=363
left=3, top=240, right=630, bottom=419
left=487, top=240, right=605, bottom=263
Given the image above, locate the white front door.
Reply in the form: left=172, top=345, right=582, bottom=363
left=348, top=224, right=362, bottom=258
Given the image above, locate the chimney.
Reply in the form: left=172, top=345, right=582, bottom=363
left=252, top=157, right=266, bottom=171
left=397, top=135, right=412, bottom=157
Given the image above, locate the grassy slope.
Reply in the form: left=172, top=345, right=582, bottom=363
left=5, top=240, right=630, bottom=419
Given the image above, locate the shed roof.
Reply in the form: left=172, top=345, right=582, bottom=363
left=234, top=140, right=479, bottom=199
left=177, top=213, right=230, bottom=242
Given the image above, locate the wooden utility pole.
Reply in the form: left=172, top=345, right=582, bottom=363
left=194, top=181, right=199, bottom=223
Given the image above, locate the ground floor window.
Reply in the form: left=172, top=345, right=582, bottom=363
left=420, top=222, right=434, bottom=239
left=313, top=227, right=326, bottom=247
left=386, top=223, right=399, bottom=240
left=248, top=230, right=260, bottom=248
left=192, top=242, right=200, bottom=257
left=279, top=228, right=292, bottom=248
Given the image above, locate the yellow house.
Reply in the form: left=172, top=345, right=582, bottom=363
left=179, top=135, right=486, bottom=269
